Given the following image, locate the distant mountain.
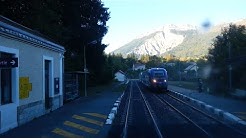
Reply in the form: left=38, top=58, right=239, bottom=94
left=112, top=24, right=198, bottom=57
left=164, top=27, right=220, bottom=59
left=111, top=19, right=246, bottom=59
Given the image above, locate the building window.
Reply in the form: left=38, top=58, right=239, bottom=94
left=0, top=52, right=13, bottom=105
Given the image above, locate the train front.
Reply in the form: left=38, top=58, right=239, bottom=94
left=150, top=68, right=168, bottom=92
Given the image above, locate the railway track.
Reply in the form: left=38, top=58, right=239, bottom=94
left=154, top=94, right=211, bottom=137
left=108, top=80, right=164, bottom=138
left=153, top=91, right=246, bottom=137
left=122, top=81, right=163, bottom=138
left=109, top=80, right=246, bottom=138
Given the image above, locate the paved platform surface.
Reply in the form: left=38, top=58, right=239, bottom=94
left=0, top=86, right=122, bottom=138
left=168, top=85, right=246, bottom=125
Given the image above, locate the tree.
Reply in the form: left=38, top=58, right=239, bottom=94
left=125, top=53, right=138, bottom=69
left=0, top=0, right=65, bottom=44
left=146, top=55, right=163, bottom=68
left=60, top=0, right=111, bottom=85
left=207, top=24, right=246, bottom=92
left=164, top=54, right=176, bottom=62
left=1, top=0, right=111, bottom=85
left=140, top=54, right=150, bottom=63
left=0, top=0, right=31, bottom=25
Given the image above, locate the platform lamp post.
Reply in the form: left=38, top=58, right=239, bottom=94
left=218, top=35, right=232, bottom=92
left=83, top=40, right=97, bottom=97
left=223, top=35, right=232, bottom=92
left=178, top=58, right=181, bottom=86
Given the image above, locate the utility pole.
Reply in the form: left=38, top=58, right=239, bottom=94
left=83, top=40, right=97, bottom=97
left=84, top=44, right=87, bottom=97
left=179, top=59, right=181, bottom=86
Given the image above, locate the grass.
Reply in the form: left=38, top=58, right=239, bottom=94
left=86, top=81, right=205, bottom=96
left=112, top=82, right=128, bottom=92
left=168, top=81, right=198, bottom=90
left=86, top=83, right=115, bottom=96
left=86, top=81, right=127, bottom=96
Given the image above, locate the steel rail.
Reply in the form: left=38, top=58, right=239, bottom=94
left=122, top=81, right=133, bottom=138
left=166, top=91, right=246, bottom=136
left=136, top=82, right=164, bottom=138
left=154, top=94, right=212, bottom=138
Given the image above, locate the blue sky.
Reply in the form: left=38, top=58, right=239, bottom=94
left=102, top=0, right=246, bottom=53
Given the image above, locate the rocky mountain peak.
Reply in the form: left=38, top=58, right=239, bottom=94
left=112, top=24, right=198, bottom=57
left=111, top=19, right=246, bottom=59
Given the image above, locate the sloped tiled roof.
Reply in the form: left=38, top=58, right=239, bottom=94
left=0, top=16, right=65, bottom=53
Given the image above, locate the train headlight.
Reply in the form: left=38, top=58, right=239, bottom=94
left=152, top=79, right=157, bottom=83
left=164, top=79, right=167, bottom=82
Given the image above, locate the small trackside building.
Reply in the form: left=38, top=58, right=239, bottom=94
left=0, top=16, right=65, bottom=133
left=114, top=70, right=126, bottom=82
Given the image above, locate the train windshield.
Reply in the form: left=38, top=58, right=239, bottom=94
left=153, top=70, right=166, bottom=78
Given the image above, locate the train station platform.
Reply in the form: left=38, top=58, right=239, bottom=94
left=0, top=83, right=122, bottom=138
left=168, top=85, right=246, bottom=126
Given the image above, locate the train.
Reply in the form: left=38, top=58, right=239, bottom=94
left=139, top=68, right=168, bottom=92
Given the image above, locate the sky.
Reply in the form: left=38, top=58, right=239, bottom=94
left=102, top=0, right=246, bottom=53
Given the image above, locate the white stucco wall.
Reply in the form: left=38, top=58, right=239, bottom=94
left=0, top=36, right=62, bottom=105
left=115, top=72, right=125, bottom=82
left=133, top=65, right=145, bottom=70
left=0, top=15, right=65, bottom=134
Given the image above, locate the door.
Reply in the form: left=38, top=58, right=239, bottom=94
left=44, top=60, right=51, bottom=109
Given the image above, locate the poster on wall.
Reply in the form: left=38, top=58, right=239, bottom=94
left=19, top=77, right=32, bottom=99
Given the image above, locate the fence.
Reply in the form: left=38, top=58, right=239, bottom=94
left=64, top=73, right=80, bottom=102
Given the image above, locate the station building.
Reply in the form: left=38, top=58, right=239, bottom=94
left=0, top=16, right=65, bottom=133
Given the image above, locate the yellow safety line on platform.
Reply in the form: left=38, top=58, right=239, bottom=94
left=83, top=113, right=107, bottom=119
left=52, top=128, right=83, bottom=138
left=73, top=115, right=104, bottom=126
left=64, top=121, right=99, bottom=134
